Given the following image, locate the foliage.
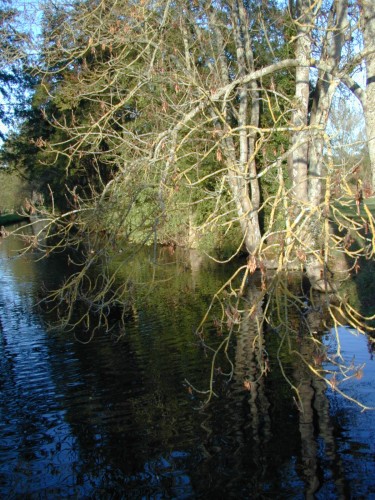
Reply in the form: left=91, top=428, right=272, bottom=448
left=1, top=0, right=375, bottom=412
left=0, top=167, right=29, bottom=212
left=0, top=0, right=30, bottom=137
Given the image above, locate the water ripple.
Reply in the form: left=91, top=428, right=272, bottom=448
left=1, top=230, right=375, bottom=497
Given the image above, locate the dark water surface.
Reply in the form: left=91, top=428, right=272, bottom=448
left=0, top=227, right=374, bottom=498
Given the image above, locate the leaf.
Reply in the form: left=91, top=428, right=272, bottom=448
left=247, top=255, right=257, bottom=274
left=243, top=380, right=251, bottom=391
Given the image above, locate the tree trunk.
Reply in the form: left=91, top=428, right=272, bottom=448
left=309, top=0, right=348, bottom=207
left=225, top=147, right=262, bottom=255
left=305, top=0, right=348, bottom=292
left=210, top=1, right=263, bottom=256
left=291, top=0, right=344, bottom=292
left=361, top=0, right=375, bottom=190
left=291, top=0, right=311, bottom=204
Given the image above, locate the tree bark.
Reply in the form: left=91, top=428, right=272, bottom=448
left=309, top=0, right=348, bottom=207
left=361, top=0, right=375, bottom=190
left=291, top=0, right=311, bottom=204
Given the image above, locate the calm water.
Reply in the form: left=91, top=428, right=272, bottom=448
left=0, top=226, right=375, bottom=498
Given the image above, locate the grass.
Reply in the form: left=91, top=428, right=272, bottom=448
left=333, top=197, right=375, bottom=221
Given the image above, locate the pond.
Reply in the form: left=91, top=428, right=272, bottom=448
left=0, top=225, right=374, bottom=498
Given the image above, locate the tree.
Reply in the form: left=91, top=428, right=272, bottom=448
left=4, top=0, right=373, bottom=293
left=329, top=91, right=370, bottom=187
left=360, top=0, right=375, bottom=188
left=0, top=0, right=28, bottom=138
left=2, top=0, right=375, bottom=409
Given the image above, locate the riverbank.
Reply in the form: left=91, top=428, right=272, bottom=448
left=0, top=212, right=29, bottom=227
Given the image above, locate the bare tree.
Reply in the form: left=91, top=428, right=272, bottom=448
left=3, top=0, right=375, bottom=409
left=16, top=0, right=371, bottom=301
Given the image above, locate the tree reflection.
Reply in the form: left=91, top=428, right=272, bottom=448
left=235, top=282, right=271, bottom=452
left=190, top=271, right=367, bottom=497
left=1, top=229, right=374, bottom=497
left=293, top=303, right=351, bottom=498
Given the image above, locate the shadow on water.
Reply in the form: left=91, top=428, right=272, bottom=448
left=0, top=225, right=374, bottom=497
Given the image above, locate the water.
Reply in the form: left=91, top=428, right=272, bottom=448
left=0, top=226, right=374, bottom=498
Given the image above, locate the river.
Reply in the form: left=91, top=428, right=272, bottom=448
left=0, top=224, right=374, bottom=498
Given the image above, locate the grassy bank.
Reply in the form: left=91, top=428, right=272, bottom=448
left=333, top=197, right=375, bottom=221
left=0, top=213, right=29, bottom=226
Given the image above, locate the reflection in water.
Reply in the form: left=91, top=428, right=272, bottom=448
left=0, top=226, right=374, bottom=497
